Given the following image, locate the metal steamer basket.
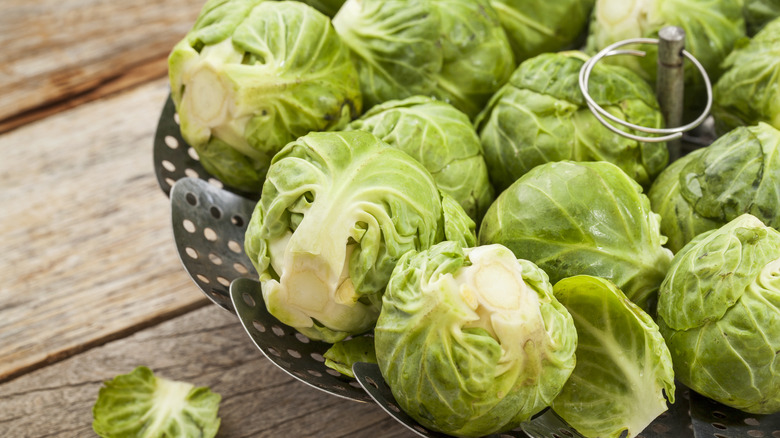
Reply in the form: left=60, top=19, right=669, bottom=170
left=153, top=27, right=780, bottom=438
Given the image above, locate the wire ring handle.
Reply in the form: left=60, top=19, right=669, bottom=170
left=578, top=37, right=713, bottom=143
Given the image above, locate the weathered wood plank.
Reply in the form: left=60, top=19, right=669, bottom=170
left=0, top=305, right=414, bottom=437
left=0, top=0, right=204, bottom=132
left=0, top=79, right=210, bottom=383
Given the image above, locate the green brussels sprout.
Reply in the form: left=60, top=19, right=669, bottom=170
left=475, top=51, right=668, bottom=193
left=744, top=0, right=780, bottom=35
left=92, top=367, right=221, bottom=438
left=168, top=0, right=362, bottom=193
left=375, top=242, right=577, bottom=437
left=713, top=17, right=780, bottom=132
left=551, top=276, right=675, bottom=438
left=648, top=123, right=780, bottom=253
left=244, top=131, right=476, bottom=342
left=479, top=161, right=673, bottom=311
left=586, top=0, right=745, bottom=111
left=490, top=0, right=595, bottom=62
left=332, top=0, right=515, bottom=118
left=656, top=214, right=780, bottom=414
left=346, top=96, right=494, bottom=224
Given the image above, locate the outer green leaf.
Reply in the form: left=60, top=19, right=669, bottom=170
left=552, top=276, right=675, bottom=438
left=648, top=123, right=780, bottom=253
left=92, top=366, right=221, bottom=438
left=475, top=51, right=668, bottom=192
left=657, top=214, right=780, bottom=414
left=244, top=130, right=475, bottom=342
left=713, top=17, right=780, bottom=132
left=347, top=96, right=494, bottom=223
left=324, top=335, right=377, bottom=378
left=294, top=0, right=345, bottom=17
left=376, top=242, right=577, bottom=437
left=168, top=0, right=361, bottom=192
left=490, top=0, right=595, bottom=62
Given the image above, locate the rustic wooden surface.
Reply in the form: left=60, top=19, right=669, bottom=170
left=0, top=0, right=416, bottom=435
left=0, top=305, right=411, bottom=437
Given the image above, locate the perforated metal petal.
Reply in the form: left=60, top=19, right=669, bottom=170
left=231, top=278, right=372, bottom=403
left=170, top=177, right=258, bottom=312
left=689, top=390, right=780, bottom=438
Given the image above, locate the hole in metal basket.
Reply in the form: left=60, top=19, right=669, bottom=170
left=185, top=192, right=197, bottom=206
left=217, top=276, right=230, bottom=287
left=165, top=177, right=176, bottom=188
left=414, top=425, right=427, bottom=434
left=559, top=429, right=575, bottom=437
left=307, top=369, right=322, bottom=377
left=242, top=292, right=255, bottom=307
left=267, top=347, right=281, bottom=357
left=208, top=178, right=224, bottom=189
left=745, top=418, right=760, bottom=426
left=715, top=434, right=729, bottom=438
left=294, top=333, right=310, bottom=344
left=552, top=433, right=562, bottom=438
left=228, top=240, right=242, bottom=253
left=349, top=381, right=362, bottom=388
left=231, top=215, right=245, bottom=227
left=164, top=135, right=179, bottom=149
left=748, top=430, right=765, bottom=437
left=272, top=325, right=285, bottom=337
left=366, top=377, right=378, bottom=389
left=185, top=168, right=199, bottom=179
left=234, top=262, right=248, bottom=274
left=712, top=423, right=727, bottom=430
left=174, top=112, right=180, bottom=124
left=772, top=431, right=780, bottom=438
left=196, top=274, right=210, bottom=284
left=326, top=368, right=341, bottom=377
left=388, top=403, right=400, bottom=413
left=311, top=353, right=325, bottom=363
left=188, top=147, right=199, bottom=161
left=651, top=423, right=670, bottom=433
left=185, top=247, right=198, bottom=259
left=712, top=411, right=727, bottom=419
left=252, top=319, right=265, bottom=333
left=162, top=160, right=176, bottom=172
left=204, top=227, right=218, bottom=242
left=210, top=206, right=222, bottom=219
left=288, top=349, right=302, bottom=358
left=209, top=253, right=223, bottom=265
left=183, top=219, right=196, bottom=233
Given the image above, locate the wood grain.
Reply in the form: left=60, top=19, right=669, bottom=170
left=0, top=79, right=210, bottom=383
left=0, top=305, right=414, bottom=437
left=0, top=0, right=205, bottom=133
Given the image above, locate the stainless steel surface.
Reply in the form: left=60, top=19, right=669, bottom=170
left=656, top=26, right=686, bottom=160
left=170, top=177, right=258, bottom=313
left=232, top=278, right=372, bottom=403
left=578, top=37, right=713, bottom=143
left=689, top=390, right=780, bottom=438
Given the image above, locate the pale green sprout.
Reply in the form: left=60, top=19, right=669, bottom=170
left=713, top=17, right=780, bottom=132
left=479, top=161, right=673, bottom=311
left=375, top=242, right=577, bottom=437
left=552, top=276, right=675, bottom=438
left=346, top=96, right=494, bottom=224
left=657, top=214, right=780, bottom=414
left=244, top=131, right=475, bottom=343
left=648, top=123, right=780, bottom=253
left=168, top=0, right=361, bottom=193
left=92, top=366, right=221, bottom=438
left=475, top=51, right=668, bottom=193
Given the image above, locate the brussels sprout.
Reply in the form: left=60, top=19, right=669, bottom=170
left=713, top=17, right=780, bottom=132
left=648, top=123, right=780, bottom=253
left=744, top=0, right=780, bottom=35
left=346, top=96, right=494, bottom=224
left=475, top=51, right=668, bottom=193
left=375, top=242, right=577, bottom=437
left=244, top=131, right=476, bottom=342
left=479, top=161, right=672, bottom=311
left=656, top=214, right=780, bottom=414
left=586, top=0, right=745, bottom=111
left=551, top=276, right=675, bottom=438
left=323, top=335, right=376, bottom=378
left=168, top=0, right=361, bottom=193
left=332, top=0, right=514, bottom=118
left=92, top=367, right=221, bottom=438
left=490, top=0, right=595, bottom=62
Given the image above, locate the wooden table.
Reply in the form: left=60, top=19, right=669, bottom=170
left=0, top=1, right=412, bottom=436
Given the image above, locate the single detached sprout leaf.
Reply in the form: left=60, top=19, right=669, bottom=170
left=92, top=366, right=221, bottom=438
left=324, top=335, right=378, bottom=378
left=552, top=276, right=675, bottom=438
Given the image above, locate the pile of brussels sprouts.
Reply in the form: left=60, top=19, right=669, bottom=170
left=168, top=0, right=780, bottom=436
